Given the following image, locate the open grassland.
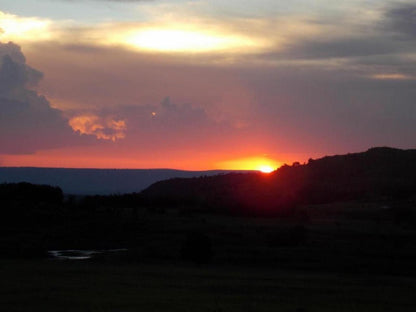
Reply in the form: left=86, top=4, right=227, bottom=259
left=2, top=195, right=416, bottom=311
left=1, top=259, right=415, bottom=312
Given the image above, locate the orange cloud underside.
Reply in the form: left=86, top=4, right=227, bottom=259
left=69, top=115, right=126, bottom=142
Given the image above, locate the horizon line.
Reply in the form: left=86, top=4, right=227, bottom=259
left=0, top=166, right=257, bottom=172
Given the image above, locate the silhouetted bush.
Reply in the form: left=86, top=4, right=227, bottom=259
left=0, top=182, right=63, bottom=204
left=181, top=231, right=213, bottom=264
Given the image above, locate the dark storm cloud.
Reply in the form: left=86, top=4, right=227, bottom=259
left=109, top=96, right=227, bottom=144
left=0, top=42, right=26, bottom=64
left=281, top=37, right=408, bottom=60
left=158, top=97, right=209, bottom=128
left=351, top=53, right=416, bottom=77
left=0, top=42, right=92, bottom=154
left=0, top=54, right=43, bottom=92
left=253, top=3, right=415, bottom=65
left=0, top=42, right=43, bottom=96
left=385, top=4, right=416, bottom=38
left=64, top=94, right=241, bottom=161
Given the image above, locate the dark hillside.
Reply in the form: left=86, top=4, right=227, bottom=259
left=0, top=182, right=63, bottom=204
left=301, top=147, right=416, bottom=202
left=142, top=147, right=416, bottom=214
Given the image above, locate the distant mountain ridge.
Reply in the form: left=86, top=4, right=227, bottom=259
left=141, top=147, right=416, bottom=214
left=0, top=167, right=235, bottom=195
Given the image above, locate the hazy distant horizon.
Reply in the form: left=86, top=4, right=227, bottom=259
left=0, top=167, right=245, bottom=195
left=0, top=166, right=255, bottom=172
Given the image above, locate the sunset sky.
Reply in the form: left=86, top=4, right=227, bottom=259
left=1, top=0, right=415, bottom=170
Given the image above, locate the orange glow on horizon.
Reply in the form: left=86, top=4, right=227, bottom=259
left=216, top=156, right=280, bottom=172
left=0, top=150, right=284, bottom=172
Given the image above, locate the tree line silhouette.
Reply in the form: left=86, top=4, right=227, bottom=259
left=141, top=147, right=416, bottom=215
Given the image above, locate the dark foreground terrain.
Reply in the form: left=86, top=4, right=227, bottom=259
left=1, top=194, right=415, bottom=311
left=1, top=147, right=416, bottom=311
left=2, top=257, right=415, bottom=312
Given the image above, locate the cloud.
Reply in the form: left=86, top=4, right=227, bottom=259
left=69, top=114, right=126, bottom=141
left=281, top=37, right=404, bottom=60
left=155, top=96, right=210, bottom=129
left=0, top=54, right=43, bottom=93
left=0, top=8, right=272, bottom=57
left=234, top=3, right=416, bottom=86
left=257, top=4, right=415, bottom=62
left=96, top=97, right=222, bottom=141
left=57, top=95, right=227, bottom=153
left=2, top=2, right=414, bottom=165
left=369, top=73, right=416, bottom=81
left=0, top=12, right=52, bottom=43
left=72, top=95, right=247, bottom=159
left=27, top=37, right=416, bottom=158
left=0, top=41, right=92, bottom=154
left=0, top=41, right=26, bottom=63
left=385, top=4, right=416, bottom=38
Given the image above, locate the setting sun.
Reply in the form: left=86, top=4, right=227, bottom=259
left=258, top=165, right=274, bottom=173
left=217, top=156, right=280, bottom=172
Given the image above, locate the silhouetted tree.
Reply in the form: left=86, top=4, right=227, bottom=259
left=0, top=182, right=63, bottom=204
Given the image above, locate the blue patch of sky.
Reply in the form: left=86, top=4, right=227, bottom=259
left=0, top=0, right=149, bottom=23
left=0, top=0, right=402, bottom=24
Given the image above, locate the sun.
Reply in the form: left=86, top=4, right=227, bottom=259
left=217, top=156, right=279, bottom=172
left=258, top=165, right=274, bottom=173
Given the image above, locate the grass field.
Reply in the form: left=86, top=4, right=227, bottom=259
left=1, top=200, right=416, bottom=311
left=1, top=256, right=415, bottom=312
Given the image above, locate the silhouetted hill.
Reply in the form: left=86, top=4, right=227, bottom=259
left=141, top=147, right=416, bottom=214
left=0, top=182, right=63, bottom=204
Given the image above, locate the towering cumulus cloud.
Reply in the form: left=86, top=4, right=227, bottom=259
left=0, top=42, right=86, bottom=154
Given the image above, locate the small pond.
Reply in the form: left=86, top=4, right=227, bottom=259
left=48, top=249, right=127, bottom=260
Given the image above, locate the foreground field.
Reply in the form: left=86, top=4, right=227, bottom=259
left=2, top=183, right=416, bottom=311
left=1, top=259, right=415, bottom=312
